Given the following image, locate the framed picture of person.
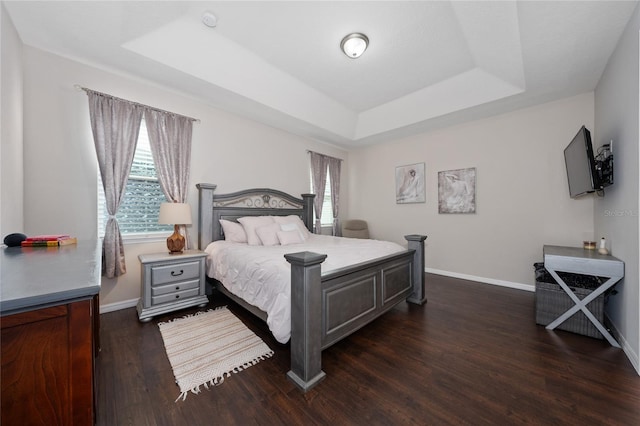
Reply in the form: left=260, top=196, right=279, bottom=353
left=395, top=163, right=425, bottom=204
left=438, top=167, right=476, bottom=213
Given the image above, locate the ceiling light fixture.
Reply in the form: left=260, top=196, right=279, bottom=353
left=202, top=11, right=217, bottom=28
left=340, top=33, right=369, bottom=59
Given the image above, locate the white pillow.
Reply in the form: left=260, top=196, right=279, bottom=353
left=256, top=223, right=281, bottom=246
left=277, top=230, right=303, bottom=246
left=273, top=215, right=311, bottom=240
left=279, top=223, right=304, bottom=240
left=219, top=219, right=247, bottom=243
left=238, top=216, right=275, bottom=245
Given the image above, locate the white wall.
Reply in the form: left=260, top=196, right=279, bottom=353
left=0, top=3, right=24, bottom=238
left=594, top=3, right=639, bottom=373
left=349, top=94, right=596, bottom=288
left=18, top=46, right=348, bottom=309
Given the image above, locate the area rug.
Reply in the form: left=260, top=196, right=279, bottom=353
left=158, top=306, right=273, bottom=401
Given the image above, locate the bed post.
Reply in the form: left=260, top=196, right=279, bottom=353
left=196, top=183, right=216, bottom=250
left=405, top=234, right=427, bottom=305
left=301, top=193, right=315, bottom=233
left=284, top=251, right=327, bottom=392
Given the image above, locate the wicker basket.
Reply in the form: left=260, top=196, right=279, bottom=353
left=534, top=269, right=605, bottom=339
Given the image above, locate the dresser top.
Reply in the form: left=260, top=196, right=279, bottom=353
left=1, top=240, right=101, bottom=315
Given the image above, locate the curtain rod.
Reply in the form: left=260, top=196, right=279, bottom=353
left=74, top=85, right=200, bottom=124
left=306, top=150, right=343, bottom=162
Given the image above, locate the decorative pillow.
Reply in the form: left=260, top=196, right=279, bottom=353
left=277, top=230, right=303, bottom=246
left=219, top=219, right=247, bottom=243
left=256, top=223, right=281, bottom=246
left=238, top=216, right=275, bottom=245
left=273, top=215, right=310, bottom=240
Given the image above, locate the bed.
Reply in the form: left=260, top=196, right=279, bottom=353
left=196, top=183, right=427, bottom=392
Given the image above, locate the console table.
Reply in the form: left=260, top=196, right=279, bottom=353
left=543, top=245, right=624, bottom=347
left=1, top=241, right=101, bottom=425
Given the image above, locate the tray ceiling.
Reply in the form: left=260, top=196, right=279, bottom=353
left=4, top=1, right=637, bottom=147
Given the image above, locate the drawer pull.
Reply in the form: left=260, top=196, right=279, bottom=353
left=176, top=286, right=180, bottom=290
left=175, top=295, right=180, bottom=299
left=171, top=270, right=184, bottom=277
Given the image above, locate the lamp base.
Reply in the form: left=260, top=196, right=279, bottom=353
left=166, top=225, right=185, bottom=254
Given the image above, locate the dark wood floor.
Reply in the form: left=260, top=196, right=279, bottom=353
left=96, top=274, right=640, bottom=425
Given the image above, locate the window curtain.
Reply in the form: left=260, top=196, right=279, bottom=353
left=87, top=91, right=143, bottom=278
left=309, top=152, right=328, bottom=233
left=144, top=110, right=194, bottom=248
left=327, top=156, right=342, bottom=236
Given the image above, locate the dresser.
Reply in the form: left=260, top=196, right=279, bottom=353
left=1, top=240, right=101, bottom=425
left=137, top=250, right=209, bottom=321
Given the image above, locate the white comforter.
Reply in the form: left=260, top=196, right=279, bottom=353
left=204, top=234, right=405, bottom=344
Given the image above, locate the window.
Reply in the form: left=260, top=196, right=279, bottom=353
left=310, top=170, right=333, bottom=226
left=98, top=119, right=171, bottom=237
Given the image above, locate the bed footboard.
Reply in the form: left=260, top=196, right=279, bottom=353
left=285, top=234, right=426, bottom=392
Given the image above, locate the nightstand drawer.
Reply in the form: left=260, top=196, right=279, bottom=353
left=152, top=287, right=201, bottom=305
left=152, top=279, right=200, bottom=296
left=151, top=261, right=200, bottom=285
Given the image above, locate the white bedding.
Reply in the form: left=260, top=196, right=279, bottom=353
left=204, top=234, right=405, bottom=344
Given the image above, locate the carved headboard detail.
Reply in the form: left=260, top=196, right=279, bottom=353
left=213, top=193, right=304, bottom=210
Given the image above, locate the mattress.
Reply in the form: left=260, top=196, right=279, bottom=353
left=204, top=234, right=405, bottom=343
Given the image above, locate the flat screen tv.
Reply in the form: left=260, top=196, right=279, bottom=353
left=564, top=126, right=613, bottom=198
left=564, top=126, right=599, bottom=198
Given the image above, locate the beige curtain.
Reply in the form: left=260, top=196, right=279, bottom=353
left=87, top=90, right=143, bottom=278
left=144, top=110, right=194, bottom=248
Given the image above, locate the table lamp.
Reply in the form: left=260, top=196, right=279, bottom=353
left=158, top=202, right=192, bottom=254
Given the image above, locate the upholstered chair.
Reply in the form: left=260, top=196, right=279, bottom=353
left=341, top=219, right=370, bottom=239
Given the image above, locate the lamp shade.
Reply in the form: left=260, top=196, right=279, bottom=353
left=158, top=202, right=192, bottom=225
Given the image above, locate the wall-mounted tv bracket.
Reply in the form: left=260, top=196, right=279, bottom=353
left=595, top=143, right=613, bottom=189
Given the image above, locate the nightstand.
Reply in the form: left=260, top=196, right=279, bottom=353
left=137, top=250, right=209, bottom=322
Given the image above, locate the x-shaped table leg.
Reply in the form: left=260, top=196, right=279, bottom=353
left=545, top=268, right=620, bottom=348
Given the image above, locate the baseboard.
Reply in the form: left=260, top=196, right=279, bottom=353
left=604, top=312, right=640, bottom=376
left=425, top=268, right=535, bottom=292
left=99, top=298, right=139, bottom=314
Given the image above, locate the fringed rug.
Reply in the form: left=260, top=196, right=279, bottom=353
left=158, top=306, right=273, bottom=401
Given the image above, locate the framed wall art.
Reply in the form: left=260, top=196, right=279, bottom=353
left=395, top=163, right=425, bottom=204
left=438, top=167, right=476, bottom=213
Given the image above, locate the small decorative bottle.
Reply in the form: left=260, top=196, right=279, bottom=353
left=598, top=238, right=609, bottom=255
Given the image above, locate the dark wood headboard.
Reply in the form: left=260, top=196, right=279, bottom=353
left=196, top=183, right=315, bottom=249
